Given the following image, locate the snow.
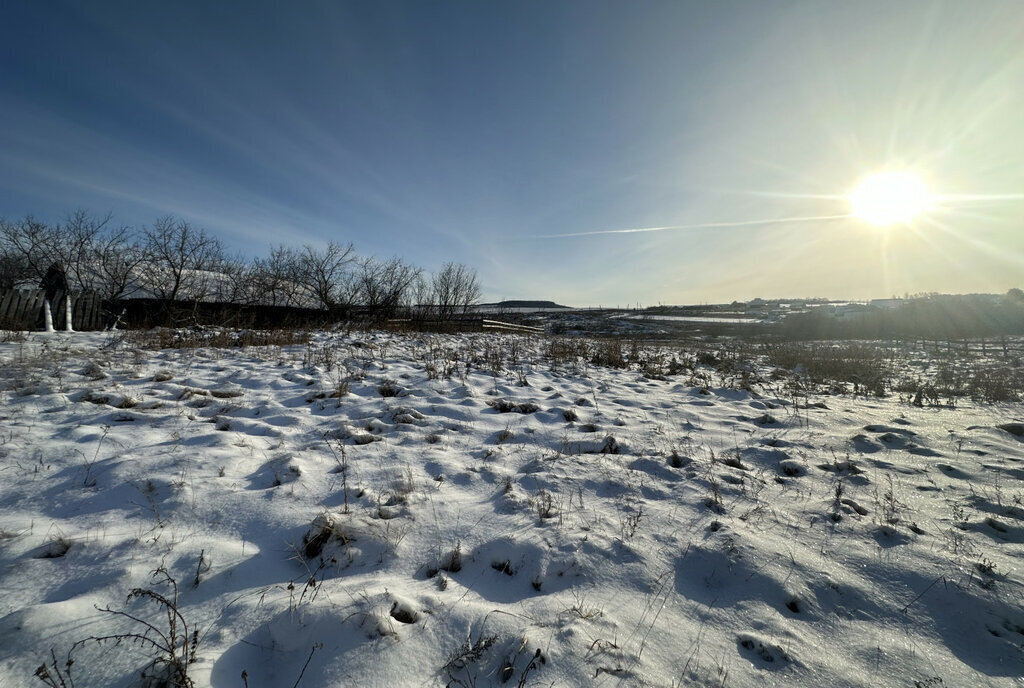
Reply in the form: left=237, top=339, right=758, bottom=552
left=1, top=329, right=1022, bottom=687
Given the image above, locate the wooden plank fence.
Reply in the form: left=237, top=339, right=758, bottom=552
left=386, top=318, right=545, bottom=334
left=482, top=319, right=544, bottom=334
left=0, top=289, right=104, bottom=331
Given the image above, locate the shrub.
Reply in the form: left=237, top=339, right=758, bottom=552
left=36, top=568, right=199, bottom=688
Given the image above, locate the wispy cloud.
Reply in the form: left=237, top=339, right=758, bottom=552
left=528, top=214, right=852, bottom=240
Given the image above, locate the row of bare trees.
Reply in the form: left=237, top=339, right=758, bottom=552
left=0, top=211, right=145, bottom=303
left=0, top=212, right=481, bottom=323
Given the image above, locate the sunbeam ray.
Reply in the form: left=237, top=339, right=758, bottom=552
left=934, top=193, right=1024, bottom=203
left=923, top=216, right=1024, bottom=269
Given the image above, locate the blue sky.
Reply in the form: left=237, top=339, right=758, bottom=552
left=2, top=1, right=1023, bottom=305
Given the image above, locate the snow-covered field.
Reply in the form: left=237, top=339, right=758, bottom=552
left=1, top=329, right=1022, bottom=687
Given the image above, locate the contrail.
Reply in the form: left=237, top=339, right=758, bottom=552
left=530, top=214, right=852, bottom=239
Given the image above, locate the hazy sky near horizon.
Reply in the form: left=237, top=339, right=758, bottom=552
left=2, top=1, right=1023, bottom=305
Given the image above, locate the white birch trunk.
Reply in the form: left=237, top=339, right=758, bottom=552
left=64, top=295, right=74, bottom=332
left=43, top=299, right=54, bottom=333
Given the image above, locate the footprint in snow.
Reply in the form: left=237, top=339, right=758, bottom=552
left=777, top=460, right=806, bottom=478
left=736, top=634, right=797, bottom=668
left=996, top=423, right=1024, bottom=437
left=851, top=434, right=883, bottom=453
left=935, top=463, right=972, bottom=480
left=864, top=424, right=917, bottom=436
left=840, top=498, right=869, bottom=516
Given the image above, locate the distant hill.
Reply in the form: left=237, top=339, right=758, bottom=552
left=478, top=300, right=572, bottom=309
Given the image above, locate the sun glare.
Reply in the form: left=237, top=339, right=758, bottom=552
left=849, top=171, right=931, bottom=225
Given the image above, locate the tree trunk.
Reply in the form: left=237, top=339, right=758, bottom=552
left=64, top=294, right=74, bottom=332
left=43, top=299, right=54, bottom=333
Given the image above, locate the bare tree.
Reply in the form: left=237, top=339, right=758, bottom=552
left=0, top=216, right=58, bottom=285
left=0, top=211, right=146, bottom=302
left=209, top=256, right=254, bottom=304
left=431, top=262, right=482, bottom=321
left=48, top=210, right=112, bottom=292
left=0, top=216, right=78, bottom=330
left=294, top=242, right=356, bottom=311
left=409, top=272, right=433, bottom=322
left=354, top=256, right=421, bottom=322
left=140, top=217, right=225, bottom=303
left=0, top=219, right=34, bottom=289
left=222, top=260, right=261, bottom=306
left=87, top=226, right=147, bottom=303
left=0, top=247, right=26, bottom=290
left=49, top=210, right=148, bottom=302
left=249, top=245, right=307, bottom=307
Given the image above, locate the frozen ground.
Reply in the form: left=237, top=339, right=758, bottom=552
left=0, top=329, right=1022, bottom=687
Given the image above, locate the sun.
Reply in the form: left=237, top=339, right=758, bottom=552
left=849, top=171, right=931, bottom=225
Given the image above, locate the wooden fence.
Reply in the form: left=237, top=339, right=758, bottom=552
left=386, top=318, right=545, bottom=334
left=482, top=319, right=544, bottom=334
left=0, top=289, right=104, bottom=331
